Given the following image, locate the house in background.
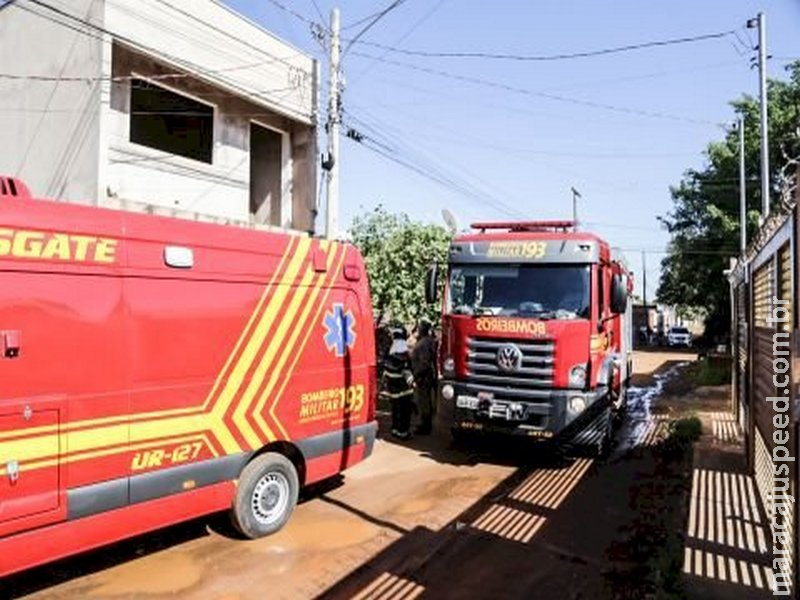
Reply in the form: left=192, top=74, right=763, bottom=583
left=0, top=0, right=319, bottom=233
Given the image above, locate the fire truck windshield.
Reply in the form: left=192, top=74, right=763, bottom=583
left=447, top=264, right=591, bottom=319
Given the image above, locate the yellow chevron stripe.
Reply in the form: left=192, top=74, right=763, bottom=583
left=250, top=242, right=339, bottom=439
left=233, top=241, right=337, bottom=446
left=232, top=265, right=319, bottom=448
left=0, top=238, right=303, bottom=444
left=200, top=235, right=301, bottom=412
left=0, top=238, right=309, bottom=467
left=258, top=243, right=347, bottom=439
left=268, top=246, right=350, bottom=436
left=211, top=237, right=313, bottom=452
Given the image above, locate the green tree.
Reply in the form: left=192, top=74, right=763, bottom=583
left=658, top=61, right=800, bottom=341
left=349, top=206, right=451, bottom=324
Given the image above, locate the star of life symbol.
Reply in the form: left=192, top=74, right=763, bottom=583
left=323, top=304, right=356, bottom=357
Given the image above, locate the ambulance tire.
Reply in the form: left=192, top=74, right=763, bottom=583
left=231, top=452, right=299, bottom=539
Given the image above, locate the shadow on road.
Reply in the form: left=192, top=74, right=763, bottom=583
left=314, top=429, right=702, bottom=600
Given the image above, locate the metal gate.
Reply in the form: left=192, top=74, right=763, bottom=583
left=737, top=209, right=797, bottom=596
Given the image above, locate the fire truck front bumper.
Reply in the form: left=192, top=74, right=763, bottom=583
left=439, top=380, right=610, bottom=441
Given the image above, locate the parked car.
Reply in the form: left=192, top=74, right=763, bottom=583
left=667, top=326, right=692, bottom=347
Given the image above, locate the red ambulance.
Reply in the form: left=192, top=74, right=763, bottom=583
left=0, top=176, right=377, bottom=576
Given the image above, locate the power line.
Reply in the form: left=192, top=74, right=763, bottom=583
left=349, top=50, right=722, bottom=127
left=343, top=109, right=525, bottom=218
left=308, top=0, right=325, bottom=24
left=12, top=2, right=106, bottom=42
left=352, top=135, right=523, bottom=220
left=148, top=0, right=311, bottom=70
left=345, top=105, right=529, bottom=212
left=0, top=65, right=292, bottom=84
left=347, top=29, right=737, bottom=61
left=349, top=0, right=447, bottom=84
left=264, top=0, right=318, bottom=26
left=343, top=0, right=409, bottom=56
left=342, top=0, right=407, bottom=31
left=16, top=0, right=313, bottom=121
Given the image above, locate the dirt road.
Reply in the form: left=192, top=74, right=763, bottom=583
left=8, top=350, right=696, bottom=600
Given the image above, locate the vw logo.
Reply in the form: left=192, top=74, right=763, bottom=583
left=496, top=343, right=523, bottom=373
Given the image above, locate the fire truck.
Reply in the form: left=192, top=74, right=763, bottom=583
left=0, top=177, right=377, bottom=576
left=426, top=221, right=633, bottom=452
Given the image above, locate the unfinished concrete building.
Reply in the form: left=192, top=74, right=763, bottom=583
left=0, top=0, right=319, bottom=233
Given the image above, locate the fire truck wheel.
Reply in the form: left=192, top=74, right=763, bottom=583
left=597, top=409, right=613, bottom=459
left=451, top=427, right=476, bottom=445
left=612, top=386, right=628, bottom=424
left=232, top=452, right=299, bottom=539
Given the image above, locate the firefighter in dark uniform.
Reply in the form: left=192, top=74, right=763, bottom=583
left=411, top=319, right=437, bottom=435
left=383, top=326, right=414, bottom=439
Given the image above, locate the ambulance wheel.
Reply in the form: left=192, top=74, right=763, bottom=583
left=231, top=452, right=299, bottom=539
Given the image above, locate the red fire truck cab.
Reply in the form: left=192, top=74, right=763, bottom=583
left=0, top=177, right=377, bottom=576
left=426, top=221, right=633, bottom=451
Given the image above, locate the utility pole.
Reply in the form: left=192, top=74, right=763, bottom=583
left=642, top=250, right=647, bottom=308
left=571, top=187, right=581, bottom=230
left=325, top=8, right=341, bottom=239
left=738, top=117, right=747, bottom=255
left=642, top=250, right=649, bottom=339
left=748, top=12, right=770, bottom=219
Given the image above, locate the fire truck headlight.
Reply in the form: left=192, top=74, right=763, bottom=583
left=443, top=357, right=456, bottom=375
left=568, top=396, right=587, bottom=414
left=441, top=384, right=455, bottom=401
left=569, top=364, right=587, bottom=387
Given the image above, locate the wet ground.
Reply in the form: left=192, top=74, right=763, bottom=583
left=7, top=349, right=705, bottom=600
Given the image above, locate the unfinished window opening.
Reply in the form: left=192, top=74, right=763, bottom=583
left=249, top=123, right=283, bottom=226
left=129, top=78, right=213, bottom=164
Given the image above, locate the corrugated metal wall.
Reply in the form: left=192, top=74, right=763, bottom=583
left=734, top=209, right=798, bottom=596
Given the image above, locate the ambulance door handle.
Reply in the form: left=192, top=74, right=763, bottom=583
left=2, top=330, right=20, bottom=359
left=7, top=460, right=19, bottom=484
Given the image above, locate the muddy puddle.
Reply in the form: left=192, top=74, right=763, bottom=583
left=619, top=362, right=689, bottom=451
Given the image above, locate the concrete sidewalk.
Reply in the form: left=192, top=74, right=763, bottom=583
left=683, top=410, right=774, bottom=599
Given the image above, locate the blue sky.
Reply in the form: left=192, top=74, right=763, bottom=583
left=225, top=0, right=799, bottom=300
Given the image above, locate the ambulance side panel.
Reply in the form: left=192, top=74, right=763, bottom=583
left=0, top=198, right=128, bottom=540
left=117, top=211, right=375, bottom=494
left=0, top=197, right=377, bottom=576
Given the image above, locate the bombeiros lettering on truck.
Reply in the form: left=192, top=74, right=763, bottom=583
left=425, top=220, right=633, bottom=452
left=0, top=176, right=378, bottom=576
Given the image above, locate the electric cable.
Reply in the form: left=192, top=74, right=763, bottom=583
left=349, top=50, right=723, bottom=127
left=347, top=30, right=737, bottom=61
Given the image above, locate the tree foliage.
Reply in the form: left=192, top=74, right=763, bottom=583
left=349, top=206, right=451, bottom=324
left=658, top=62, right=800, bottom=340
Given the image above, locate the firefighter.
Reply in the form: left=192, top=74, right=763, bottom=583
left=383, top=326, right=414, bottom=439
left=411, top=318, right=437, bottom=435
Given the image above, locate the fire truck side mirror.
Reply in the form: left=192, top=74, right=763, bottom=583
left=610, top=274, right=628, bottom=315
left=425, top=263, right=439, bottom=304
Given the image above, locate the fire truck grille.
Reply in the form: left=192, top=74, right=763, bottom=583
left=466, top=337, right=555, bottom=394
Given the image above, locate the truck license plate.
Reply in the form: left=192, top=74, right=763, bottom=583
left=456, top=395, right=479, bottom=410
left=489, top=401, right=526, bottom=421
